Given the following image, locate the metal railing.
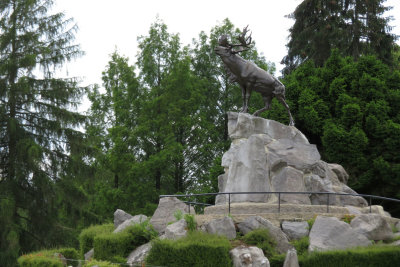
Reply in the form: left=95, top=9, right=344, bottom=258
left=160, top=191, right=400, bottom=215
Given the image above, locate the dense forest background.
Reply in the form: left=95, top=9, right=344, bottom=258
left=1, top=0, right=399, bottom=265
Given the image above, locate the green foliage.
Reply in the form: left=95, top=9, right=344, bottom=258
left=17, top=250, right=66, bottom=267
left=0, top=0, right=91, bottom=265
left=79, top=223, right=114, bottom=257
left=341, top=214, right=356, bottom=224
left=174, top=210, right=183, bottom=221
left=93, top=223, right=156, bottom=261
left=184, top=214, right=197, bottom=232
left=82, top=259, right=115, bottom=267
left=146, top=231, right=232, bottom=267
left=269, top=254, right=286, bottom=267
left=307, top=217, right=316, bottom=230
left=290, top=236, right=309, bottom=256
left=242, top=229, right=277, bottom=257
left=48, top=248, right=79, bottom=267
left=299, top=246, right=400, bottom=267
left=284, top=52, right=400, bottom=213
left=282, top=0, right=396, bottom=73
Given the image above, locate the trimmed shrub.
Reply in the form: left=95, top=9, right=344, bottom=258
left=18, top=251, right=64, bottom=267
left=242, top=228, right=277, bottom=257
left=18, top=248, right=80, bottom=267
left=82, top=259, right=115, bottom=267
left=94, top=223, right=157, bottom=261
left=290, top=236, right=309, bottom=256
left=146, top=231, right=232, bottom=267
left=79, top=223, right=114, bottom=256
left=299, top=246, right=400, bottom=267
left=269, top=254, right=286, bottom=267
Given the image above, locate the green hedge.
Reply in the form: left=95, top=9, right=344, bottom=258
left=18, top=248, right=80, bottom=267
left=82, top=259, right=115, bottom=267
left=146, top=231, right=232, bottom=267
left=18, top=251, right=64, bottom=267
left=300, top=246, right=400, bottom=267
left=93, top=223, right=157, bottom=261
left=79, top=223, right=114, bottom=256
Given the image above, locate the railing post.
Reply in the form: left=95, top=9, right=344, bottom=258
left=278, top=193, right=281, bottom=213
left=326, top=193, right=330, bottom=213
left=228, top=193, right=231, bottom=214
left=369, top=197, right=372, bottom=213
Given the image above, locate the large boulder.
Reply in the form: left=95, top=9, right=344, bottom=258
left=165, top=219, right=187, bottom=240
left=113, top=214, right=147, bottom=233
left=126, top=242, right=152, bottom=265
left=309, top=216, right=371, bottom=252
left=237, top=216, right=292, bottom=254
left=396, top=221, right=400, bottom=232
left=350, top=214, right=394, bottom=241
left=216, top=112, right=367, bottom=207
left=205, top=216, right=236, bottom=240
left=230, top=245, right=270, bottom=267
left=150, top=197, right=194, bottom=233
left=281, top=221, right=309, bottom=241
left=113, top=209, right=133, bottom=228
left=283, top=248, right=300, bottom=267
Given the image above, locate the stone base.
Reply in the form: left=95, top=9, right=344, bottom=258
left=198, top=203, right=399, bottom=227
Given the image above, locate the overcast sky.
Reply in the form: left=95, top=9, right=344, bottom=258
left=53, top=0, right=400, bottom=88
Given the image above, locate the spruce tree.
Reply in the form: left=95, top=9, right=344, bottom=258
left=0, top=0, right=86, bottom=264
left=282, top=0, right=397, bottom=74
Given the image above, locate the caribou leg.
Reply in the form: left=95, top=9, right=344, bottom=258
left=240, top=86, right=251, bottom=113
left=253, top=95, right=272, bottom=116
left=276, top=95, right=295, bottom=126
left=240, top=85, right=247, bottom=112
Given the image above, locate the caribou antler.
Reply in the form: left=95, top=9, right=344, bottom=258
left=229, top=25, right=252, bottom=54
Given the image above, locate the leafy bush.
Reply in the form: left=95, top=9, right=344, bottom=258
left=300, top=246, right=400, bottom=267
left=146, top=231, right=232, bottom=267
left=18, top=251, right=64, bottom=267
left=49, top=248, right=79, bottom=267
left=290, top=236, right=309, bottom=256
left=242, top=229, right=277, bottom=257
left=269, top=254, right=286, bottom=267
left=184, top=214, right=197, bottom=232
left=94, top=222, right=157, bottom=261
left=79, top=223, right=114, bottom=256
left=82, top=259, right=115, bottom=267
left=18, top=248, right=80, bottom=267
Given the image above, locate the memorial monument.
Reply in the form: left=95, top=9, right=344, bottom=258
left=213, top=27, right=367, bottom=209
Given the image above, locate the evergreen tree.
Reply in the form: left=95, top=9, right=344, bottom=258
left=282, top=0, right=397, bottom=74
left=283, top=50, right=400, bottom=214
left=0, top=0, right=86, bottom=264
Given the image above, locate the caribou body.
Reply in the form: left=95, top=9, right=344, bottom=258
left=215, top=28, right=294, bottom=126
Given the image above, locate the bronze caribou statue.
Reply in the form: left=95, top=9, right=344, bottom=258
left=214, top=26, right=295, bottom=126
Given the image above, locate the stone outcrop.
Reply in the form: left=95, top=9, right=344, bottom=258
left=113, top=214, right=147, bottom=233
left=350, top=214, right=394, bottom=241
left=165, top=219, right=188, bottom=240
left=126, top=242, right=152, bottom=265
left=216, top=112, right=367, bottom=207
left=150, top=197, right=194, bottom=233
left=309, top=216, right=371, bottom=252
left=230, top=246, right=270, bottom=267
left=237, top=216, right=292, bottom=254
left=84, top=248, right=94, bottom=261
left=281, top=221, right=309, bottom=241
left=114, top=209, right=133, bottom=228
left=283, top=248, right=300, bottom=267
left=205, top=216, right=236, bottom=240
